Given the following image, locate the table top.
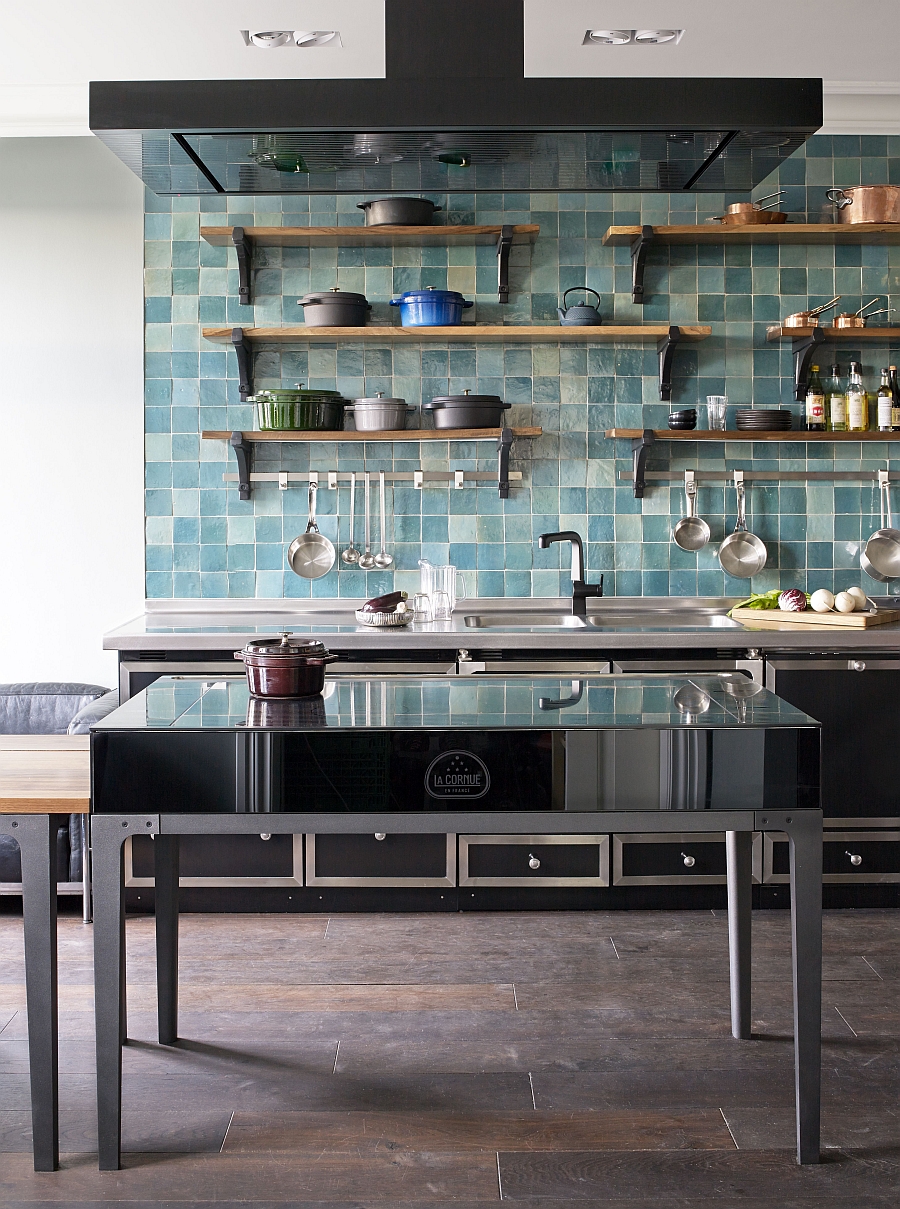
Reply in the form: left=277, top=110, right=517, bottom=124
left=94, top=674, right=819, bottom=733
left=0, top=738, right=90, bottom=813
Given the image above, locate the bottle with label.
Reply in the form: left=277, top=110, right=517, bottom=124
left=847, top=361, right=868, bottom=431
left=805, top=365, right=826, bottom=431
left=877, top=368, right=894, bottom=432
left=890, top=365, right=900, bottom=431
left=827, top=364, right=846, bottom=432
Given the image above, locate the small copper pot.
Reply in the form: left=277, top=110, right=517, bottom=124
left=235, top=633, right=338, bottom=698
left=826, top=186, right=900, bottom=224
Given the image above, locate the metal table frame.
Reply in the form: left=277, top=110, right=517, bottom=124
left=91, top=806, right=823, bottom=1171
left=0, top=814, right=61, bottom=1172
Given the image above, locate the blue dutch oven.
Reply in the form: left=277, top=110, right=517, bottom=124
left=390, top=286, right=474, bottom=327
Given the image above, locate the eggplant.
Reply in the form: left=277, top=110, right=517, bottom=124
left=361, top=591, right=408, bottom=614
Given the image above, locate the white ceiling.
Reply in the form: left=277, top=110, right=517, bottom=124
left=1, top=0, right=898, bottom=137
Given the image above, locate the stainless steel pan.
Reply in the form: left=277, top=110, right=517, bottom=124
left=718, top=470, right=768, bottom=578
left=287, top=482, right=336, bottom=579
left=672, top=469, right=711, bottom=552
left=860, top=470, right=900, bottom=582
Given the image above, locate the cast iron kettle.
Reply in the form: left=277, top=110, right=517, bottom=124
left=557, top=287, right=603, bottom=326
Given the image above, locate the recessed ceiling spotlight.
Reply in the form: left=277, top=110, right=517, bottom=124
left=248, top=30, right=293, bottom=49
left=293, top=30, right=341, bottom=47
left=242, top=30, right=342, bottom=49
left=584, top=29, right=632, bottom=44
left=634, top=29, right=684, bottom=44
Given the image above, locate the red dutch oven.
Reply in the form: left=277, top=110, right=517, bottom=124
left=235, top=633, right=338, bottom=698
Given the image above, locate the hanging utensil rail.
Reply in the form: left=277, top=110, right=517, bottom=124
left=619, top=469, right=900, bottom=485
left=224, top=469, right=523, bottom=489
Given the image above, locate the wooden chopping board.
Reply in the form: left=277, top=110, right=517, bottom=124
left=731, top=606, right=900, bottom=629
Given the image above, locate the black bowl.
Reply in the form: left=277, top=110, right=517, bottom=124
left=667, top=418, right=697, bottom=430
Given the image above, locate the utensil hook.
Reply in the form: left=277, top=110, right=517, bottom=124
left=734, top=469, right=747, bottom=532
left=684, top=469, right=697, bottom=519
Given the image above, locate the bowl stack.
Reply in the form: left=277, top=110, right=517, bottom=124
left=667, top=409, right=697, bottom=431
left=735, top=408, right=793, bottom=433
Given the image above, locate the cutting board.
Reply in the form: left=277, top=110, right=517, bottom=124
left=731, top=606, right=900, bottom=629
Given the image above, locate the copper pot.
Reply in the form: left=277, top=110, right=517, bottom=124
left=826, top=186, right=900, bottom=224
left=711, top=190, right=788, bottom=226
left=782, top=295, right=841, bottom=329
left=833, top=299, right=889, bottom=328
left=234, top=633, right=338, bottom=698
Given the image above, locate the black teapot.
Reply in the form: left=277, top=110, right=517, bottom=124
left=557, top=287, right=603, bottom=326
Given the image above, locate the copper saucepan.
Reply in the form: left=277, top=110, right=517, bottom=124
left=833, top=298, right=890, bottom=328
left=782, top=295, right=842, bottom=329
left=710, top=190, right=788, bottom=226
left=826, top=186, right=900, bottom=225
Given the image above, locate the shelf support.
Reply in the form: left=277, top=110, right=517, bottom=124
left=657, top=325, right=682, bottom=402
left=497, top=428, right=514, bottom=499
left=497, top=225, right=514, bottom=304
left=791, top=328, right=825, bottom=401
left=231, top=328, right=253, bottom=401
left=630, top=224, right=654, bottom=304
left=232, top=227, right=253, bottom=306
left=230, top=432, right=252, bottom=501
left=631, top=429, right=656, bottom=498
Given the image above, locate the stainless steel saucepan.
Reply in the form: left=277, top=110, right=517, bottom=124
left=672, top=469, right=711, bottom=552
left=287, top=482, right=336, bottom=579
left=860, top=470, right=900, bottom=582
left=718, top=470, right=768, bottom=578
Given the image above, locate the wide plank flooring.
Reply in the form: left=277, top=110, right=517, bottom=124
left=0, top=907, right=898, bottom=1205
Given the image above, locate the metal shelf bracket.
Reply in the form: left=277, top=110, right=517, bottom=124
left=231, top=327, right=253, bottom=401
left=631, top=224, right=654, bottom=304
left=631, top=429, right=656, bottom=498
left=497, top=225, right=514, bottom=304
left=232, top=226, right=253, bottom=306
left=657, top=325, right=682, bottom=402
left=497, top=427, right=514, bottom=498
left=791, top=328, right=825, bottom=401
left=230, top=432, right=252, bottom=501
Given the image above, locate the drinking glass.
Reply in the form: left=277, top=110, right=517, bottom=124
left=412, top=592, right=433, bottom=622
left=431, top=590, right=452, bottom=621
left=706, top=396, right=727, bottom=430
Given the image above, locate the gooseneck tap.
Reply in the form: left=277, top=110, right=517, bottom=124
left=537, top=531, right=603, bottom=616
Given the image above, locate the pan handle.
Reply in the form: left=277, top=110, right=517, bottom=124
left=306, top=481, right=320, bottom=534
left=684, top=469, right=697, bottom=519
left=733, top=470, right=747, bottom=533
left=879, top=469, right=893, bottom=529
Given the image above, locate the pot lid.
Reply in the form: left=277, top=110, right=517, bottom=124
left=358, top=196, right=437, bottom=208
left=425, top=391, right=508, bottom=408
left=241, top=632, right=331, bottom=658
left=299, top=288, right=370, bottom=306
left=352, top=392, right=408, bottom=406
left=394, top=287, right=468, bottom=303
left=250, top=384, right=345, bottom=401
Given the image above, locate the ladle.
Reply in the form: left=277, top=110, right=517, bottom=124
left=374, top=471, right=394, bottom=568
left=340, top=471, right=359, bottom=565
left=358, top=472, right=375, bottom=569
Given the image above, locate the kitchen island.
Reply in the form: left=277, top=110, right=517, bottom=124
left=89, top=671, right=822, bottom=1169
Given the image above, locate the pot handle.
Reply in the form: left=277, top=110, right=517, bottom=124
left=462, top=299, right=474, bottom=308
left=562, top=286, right=602, bottom=308
left=389, top=298, right=402, bottom=306
left=826, top=188, right=852, bottom=209
left=357, top=201, right=372, bottom=209
left=233, top=650, right=245, bottom=659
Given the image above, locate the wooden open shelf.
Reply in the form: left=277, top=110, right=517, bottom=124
left=201, top=224, right=539, bottom=248
left=202, top=427, right=542, bottom=443
left=202, top=324, right=711, bottom=345
left=603, top=223, right=900, bottom=247
left=766, top=325, right=900, bottom=342
left=606, top=429, right=900, bottom=442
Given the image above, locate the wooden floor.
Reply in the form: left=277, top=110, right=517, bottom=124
left=0, top=908, right=899, bottom=1206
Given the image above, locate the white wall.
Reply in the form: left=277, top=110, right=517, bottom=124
left=0, top=136, right=144, bottom=686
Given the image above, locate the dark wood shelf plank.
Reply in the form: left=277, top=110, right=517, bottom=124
left=603, top=223, right=900, bottom=247
left=202, top=325, right=712, bottom=345
left=605, top=428, right=900, bottom=441
left=201, top=224, right=539, bottom=248
left=201, top=427, right=542, bottom=443
left=766, top=325, right=900, bottom=342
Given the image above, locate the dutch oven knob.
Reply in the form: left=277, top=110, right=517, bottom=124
left=528, top=854, right=541, bottom=870
left=375, top=833, right=386, bottom=841
left=329, top=286, right=341, bottom=292
left=280, top=631, right=293, bottom=646
left=260, top=833, right=272, bottom=841
left=682, top=853, right=696, bottom=868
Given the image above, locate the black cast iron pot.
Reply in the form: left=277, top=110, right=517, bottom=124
left=298, top=288, right=371, bottom=327
left=357, top=197, right=442, bottom=225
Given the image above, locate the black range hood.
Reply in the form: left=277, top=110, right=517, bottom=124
left=90, top=0, right=822, bottom=195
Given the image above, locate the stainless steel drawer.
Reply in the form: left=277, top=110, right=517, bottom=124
left=305, top=832, right=456, bottom=887
left=459, top=834, right=609, bottom=887
left=125, top=833, right=304, bottom=888
left=613, top=832, right=762, bottom=886
left=764, top=829, right=900, bottom=884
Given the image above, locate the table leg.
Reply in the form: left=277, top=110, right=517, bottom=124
left=786, top=811, right=823, bottom=1165
left=91, top=817, right=127, bottom=1171
left=81, top=814, right=92, bottom=924
left=154, top=835, right=180, bottom=1046
left=726, top=830, right=752, bottom=1040
left=17, top=815, right=59, bottom=1172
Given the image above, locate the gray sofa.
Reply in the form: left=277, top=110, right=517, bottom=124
left=0, top=682, right=119, bottom=888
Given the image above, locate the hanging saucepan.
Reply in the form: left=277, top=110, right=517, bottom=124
left=557, top=287, right=603, bottom=326
left=782, top=296, right=841, bottom=329
left=671, top=470, right=710, bottom=552
left=718, top=471, right=767, bottom=579
left=357, top=197, right=442, bottom=226
left=287, top=483, right=336, bottom=579
left=826, top=186, right=900, bottom=225
left=860, top=472, right=900, bottom=582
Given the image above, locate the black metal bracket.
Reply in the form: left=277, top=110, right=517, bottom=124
left=231, top=328, right=253, bottom=401
left=497, top=428, right=514, bottom=498
left=497, top=224, right=514, bottom=304
left=232, top=226, right=253, bottom=306
left=630, top=224, right=654, bottom=304
left=791, top=328, right=825, bottom=401
left=657, top=325, right=682, bottom=402
left=631, top=429, right=656, bottom=498
left=230, top=432, right=252, bottom=501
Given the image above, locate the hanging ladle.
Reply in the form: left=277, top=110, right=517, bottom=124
left=672, top=469, right=711, bottom=552
left=358, top=472, right=375, bottom=569
left=374, top=471, right=394, bottom=569
left=341, top=471, right=360, bottom=565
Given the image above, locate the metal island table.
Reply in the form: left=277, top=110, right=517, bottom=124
left=89, top=672, right=824, bottom=1170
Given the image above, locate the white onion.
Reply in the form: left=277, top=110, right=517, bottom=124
left=834, top=591, right=856, bottom=613
left=810, top=589, right=834, bottom=613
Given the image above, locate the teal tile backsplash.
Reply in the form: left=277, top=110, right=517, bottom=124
left=144, top=135, right=900, bottom=600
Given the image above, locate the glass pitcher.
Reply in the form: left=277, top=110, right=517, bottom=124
left=418, top=559, right=468, bottom=611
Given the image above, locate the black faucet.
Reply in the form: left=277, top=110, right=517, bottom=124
left=537, top=531, right=603, bottom=616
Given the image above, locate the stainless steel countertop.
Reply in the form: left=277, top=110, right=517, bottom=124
left=104, top=597, right=900, bottom=653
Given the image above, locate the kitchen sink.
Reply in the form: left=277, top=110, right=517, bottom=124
left=464, top=613, right=586, bottom=628
left=463, top=604, right=742, bottom=630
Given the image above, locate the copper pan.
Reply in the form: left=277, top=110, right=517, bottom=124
left=833, top=298, right=889, bottom=328
left=710, top=190, right=788, bottom=225
left=783, top=295, right=841, bottom=329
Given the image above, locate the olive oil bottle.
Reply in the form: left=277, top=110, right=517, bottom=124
left=847, top=361, right=868, bottom=431
left=827, top=364, right=847, bottom=432
left=877, top=368, right=894, bottom=432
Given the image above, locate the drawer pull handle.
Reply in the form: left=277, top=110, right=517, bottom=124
left=846, top=851, right=863, bottom=866
left=849, top=660, right=866, bottom=671
left=374, top=833, right=386, bottom=841
left=681, top=852, right=696, bottom=868
left=528, top=854, right=541, bottom=870
left=259, top=833, right=271, bottom=841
